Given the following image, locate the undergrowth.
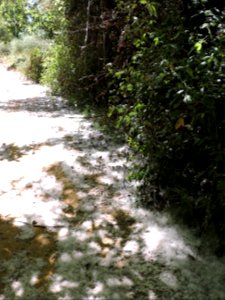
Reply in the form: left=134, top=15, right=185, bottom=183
left=107, top=0, right=225, bottom=254
left=1, top=34, right=51, bottom=82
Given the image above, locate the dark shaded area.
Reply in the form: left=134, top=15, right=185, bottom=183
left=0, top=95, right=125, bottom=145
left=97, top=0, right=225, bottom=255
left=0, top=97, right=69, bottom=115
left=0, top=216, right=58, bottom=299
left=0, top=143, right=24, bottom=161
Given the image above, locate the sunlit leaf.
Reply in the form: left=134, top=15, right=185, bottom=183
left=154, top=37, right=159, bottom=46
left=115, top=71, right=124, bottom=79
left=147, top=3, right=157, bottom=17
left=175, top=117, right=185, bottom=130
left=194, top=40, right=205, bottom=53
left=140, top=0, right=147, bottom=4
left=127, top=83, right=133, bottom=91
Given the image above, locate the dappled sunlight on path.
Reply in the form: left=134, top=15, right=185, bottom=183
left=0, top=64, right=225, bottom=299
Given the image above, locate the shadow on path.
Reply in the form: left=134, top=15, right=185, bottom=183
left=0, top=72, right=225, bottom=300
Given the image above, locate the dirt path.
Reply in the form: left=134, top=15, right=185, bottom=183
left=0, top=64, right=225, bottom=300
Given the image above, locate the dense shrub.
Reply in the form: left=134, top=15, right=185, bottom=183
left=41, top=0, right=120, bottom=107
left=0, top=42, right=9, bottom=55
left=25, top=48, right=44, bottom=82
left=4, top=35, right=50, bottom=82
left=9, top=35, right=43, bottom=55
left=108, top=0, right=225, bottom=252
left=41, top=38, right=77, bottom=97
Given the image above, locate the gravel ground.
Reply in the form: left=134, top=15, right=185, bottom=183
left=0, top=64, right=225, bottom=300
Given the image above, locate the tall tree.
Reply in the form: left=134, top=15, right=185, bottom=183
left=0, top=0, right=28, bottom=38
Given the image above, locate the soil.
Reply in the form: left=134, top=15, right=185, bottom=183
left=0, top=64, right=225, bottom=300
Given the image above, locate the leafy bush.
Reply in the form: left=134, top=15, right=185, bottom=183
left=109, top=0, right=225, bottom=253
left=0, top=20, right=13, bottom=43
left=25, top=48, right=44, bottom=82
left=4, top=34, right=50, bottom=82
left=9, top=35, right=48, bottom=55
left=41, top=38, right=76, bottom=96
left=41, top=0, right=121, bottom=107
left=0, top=42, right=9, bottom=55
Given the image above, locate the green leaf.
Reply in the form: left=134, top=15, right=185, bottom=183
left=107, top=105, right=115, bottom=117
left=127, top=83, right=133, bottom=91
left=115, top=71, right=125, bottom=79
left=195, top=42, right=202, bottom=52
left=135, top=103, right=145, bottom=111
left=125, top=115, right=131, bottom=124
left=153, top=37, right=159, bottom=46
left=194, top=40, right=205, bottom=53
left=147, top=3, right=157, bottom=17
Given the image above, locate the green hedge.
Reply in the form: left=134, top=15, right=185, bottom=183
left=108, top=0, right=225, bottom=253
